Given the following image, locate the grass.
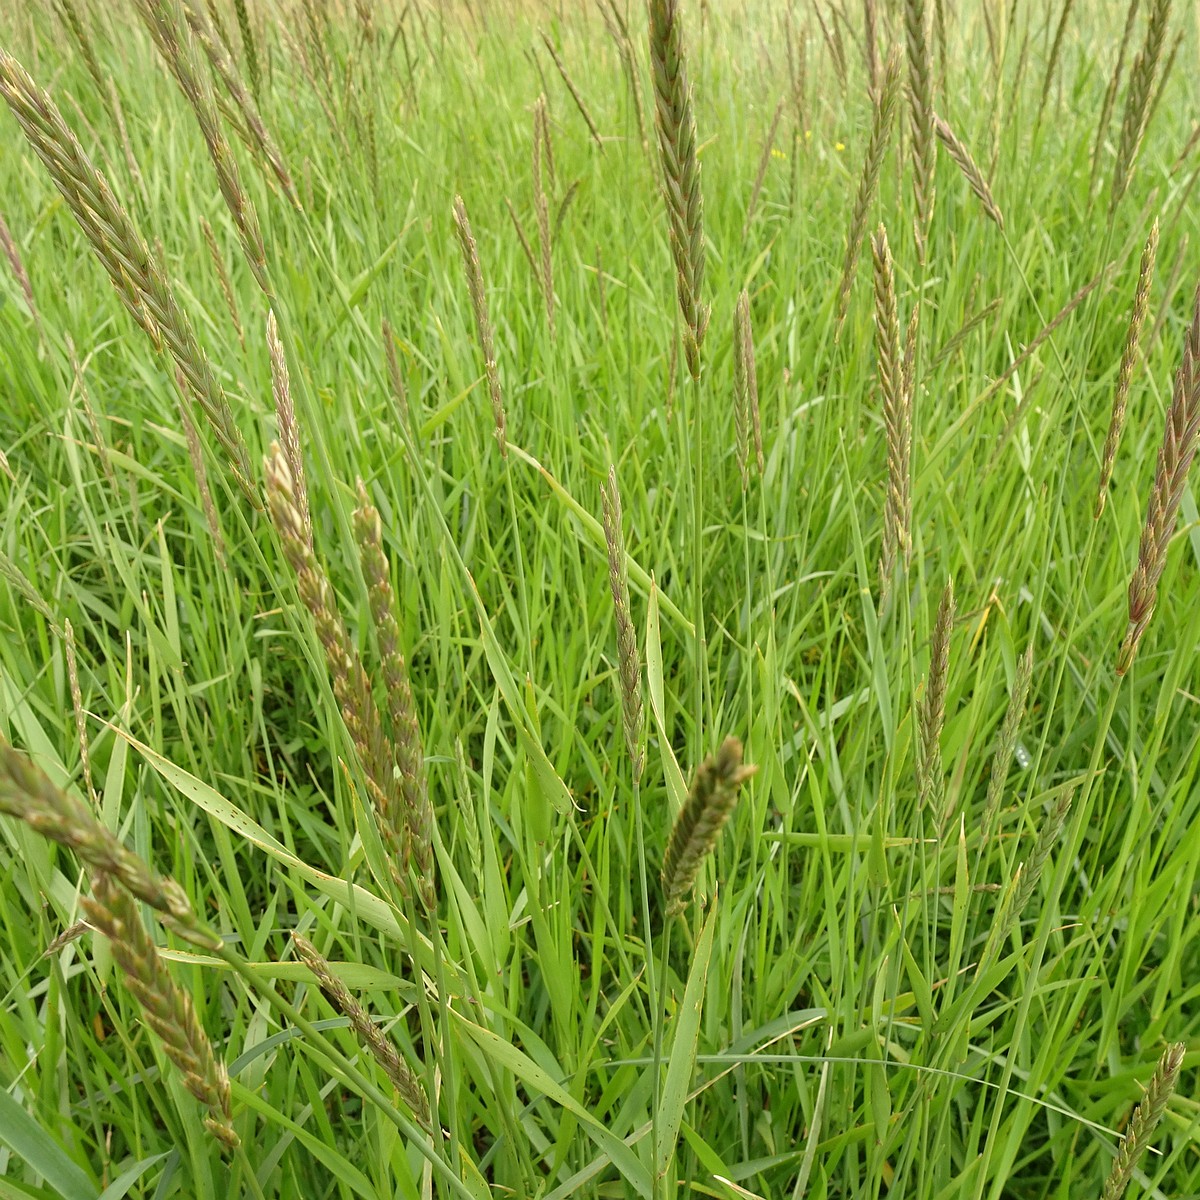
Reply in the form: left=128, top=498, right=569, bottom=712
left=0, top=1, right=1197, bottom=1197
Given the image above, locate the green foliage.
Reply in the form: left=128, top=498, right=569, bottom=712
left=0, top=2, right=1196, bottom=1198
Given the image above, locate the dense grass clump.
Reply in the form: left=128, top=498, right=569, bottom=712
left=0, top=2, right=1197, bottom=1198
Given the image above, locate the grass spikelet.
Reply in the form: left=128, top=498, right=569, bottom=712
left=785, top=12, right=807, bottom=133
left=1038, top=0, right=1076, bottom=121
left=1013, top=787, right=1075, bottom=915
left=662, top=737, right=756, bottom=916
left=601, top=466, right=645, bottom=778
left=0, top=744, right=217, bottom=947
left=264, top=444, right=411, bottom=893
left=934, top=113, right=1004, bottom=229
left=82, top=873, right=238, bottom=1151
left=381, top=317, right=410, bottom=429
left=232, top=0, right=261, bottom=98
left=1100, top=1041, right=1187, bottom=1200
left=539, top=32, right=604, bottom=149
left=834, top=46, right=901, bottom=339
left=132, top=0, right=269, bottom=292
left=200, top=216, right=245, bottom=349
left=648, top=0, right=709, bottom=380
left=1097, top=219, right=1158, bottom=519
left=63, top=620, right=97, bottom=811
left=812, top=3, right=846, bottom=92
left=52, top=0, right=107, bottom=109
left=599, top=0, right=648, bottom=150
left=917, top=577, right=954, bottom=816
left=267, top=310, right=312, bottom=550
left=905, top=0, right=937, bottom=263
left=1110, top=0, right=1171, bottom=214
left=0, top=47, right=258, bottom=506
left=983, top=269, right=1107, bottom=404
left=532, top=95, right=555, bottom=336
left=1091, top=0, right=1142, bottom=196
left=981, top=644, right=1034, bottom=841
left=175, top=371, right=227, bottom=566
left=0, top=209, right=39, bottom=330
left=872, top=224, right=912, bottom=605
left=352, top=481, right=434, bottom=910
left=182, top=0, right=296, bottom=206
left=534, top=91, right=556, bottom=193
left=452, top=195, right=507, bottom=455
left=1117, top=280, right=1200, bottom=674
left=863, top=0, right=880, bottom=101
left=743, top=98, right=785, bottom=239
left=291, top=932, right=431, bottom=1131
left=264, top=441, right=408, bottom=864
left=733, top=290, right=763, bottom=489
left=505, top=196, right=541, bottom=283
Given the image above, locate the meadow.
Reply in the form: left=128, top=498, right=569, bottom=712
left=0, top=0, right=1198, bottom=1196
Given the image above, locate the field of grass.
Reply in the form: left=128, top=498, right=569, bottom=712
left=0, top=0, right=1198, bottom=1197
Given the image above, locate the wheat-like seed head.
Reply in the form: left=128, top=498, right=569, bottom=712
left=0, top=744, right=219, bottom=948
left=352, top=481, right=435, bottom=910
left=834, top=47, right=901, bottom=339
left=532, top=95, right=556, bottom=336
left=1097, top=219, right=1159, bottom=518
left=648, top=0, right=709, bottom=380
left=872, top=225, right=912, bottom=608
left=83, top=874, right=238, bottom=1151
left=0, top=47, right=258, bottom=506
left=863, top=0, right=880, bottom=101
left=540, top=32, right=604, bottom=149
left=1090, top=0, right=1142, bottom=197
left=1110, top=0, right=1171, bottom=214
left=291, top=932, right=432, bottom=1130
left=1010, top=786, right=1075, bottom=917
left=132, top=0, right=269, bottom=293
left=981, top=644, right=1034, bottom=842
left=1118, top=279, right=1200, bottom=674
left=601, top=467, right=646, bottom=779
left=917, top=577, right=954, bottom=816
left=934, top=113, right=1004, bottom=229
left=905, top=0, right=937, bottom=262
left=0, top=210, right=38, bottom=329
left=1101, top=1040, right=1187, bottom=1200
left=662, top=737, right=756, bottom=916
left=181, top=0, right=296, bottom=205
left=743, top=99, right=785, bottom=240
left=381, top=317, right=411, bottom=429
left=267, top=310, right=312, bottom=550
left=63, top=620, right=98, bottom=811
left=231, top=0, right=261, bottom=97
left=451, top=196, right=507, bottom=455
left=264, top=445, right=411, bottom=891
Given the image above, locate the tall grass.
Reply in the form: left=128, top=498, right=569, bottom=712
left=0, top=3, right=1196, bottom=1199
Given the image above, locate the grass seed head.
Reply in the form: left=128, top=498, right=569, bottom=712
left=452, top=195, right=507, bottom=455
left=83, top=873, right=238, bottom=1151
left=292, top=932, right=431, bottom=1130
left=0, top=744, right=218, bottom=948
left=648, top=0, right=709, bottom=379
left=662, top=737, right=756, bottom=916
left=834, top=47, right=901, bottom=339
left=601, top=466, right=646, bottom=779
left=1101, top=1040, right=1187, bottom=1200
left=1097, top=218, right=1159, bottom=518
left=1118, top=278, right=1200, bottom=673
